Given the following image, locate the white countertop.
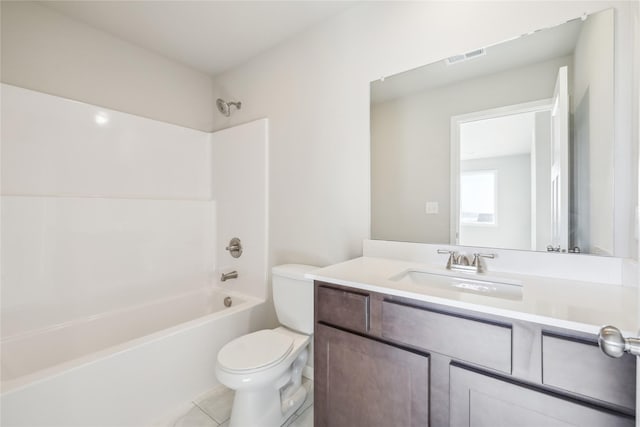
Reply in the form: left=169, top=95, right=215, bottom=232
left=306, top=256, right=639, bottom=336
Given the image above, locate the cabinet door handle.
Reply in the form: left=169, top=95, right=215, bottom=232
left=598, top=325, right=640, bottom=358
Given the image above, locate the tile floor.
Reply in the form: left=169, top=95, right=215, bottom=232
left=167, top=379, right=314, bottom=427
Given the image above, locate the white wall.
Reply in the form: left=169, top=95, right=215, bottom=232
left=211, top=119, right=270, bottom=301
left=613, top=2, right=639, bottom=259
left=573, top=8, right=615, bottom=255
left=0, top=1, right=215, bottom=131
left=632, top=7, right=639, bottom=412
left=210, top=119, right=274, bottom=329
left=460, top=154, right=532, bottom=250
left=3, top=1, right=635, bottom=267
left=371, top=57, right=568, bottom=244
left=1, top=85, right=275, bottom=335
left=212, top=1, right=637, bottom=266
left=1, top=84, right=215, bottom=336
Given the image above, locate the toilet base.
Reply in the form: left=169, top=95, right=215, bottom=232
left=228, top=387, right=282, bottom=427
left=281, top=383, right=308, bottom=422
left=228, top=383, right=307, bottom=427
left=228, top=347, right=309, bottom=427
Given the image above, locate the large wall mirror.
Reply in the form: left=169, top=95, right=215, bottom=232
left=371, top=8, right=632, bottom=257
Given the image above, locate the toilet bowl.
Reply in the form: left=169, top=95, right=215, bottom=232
left=215, top=264, right=317, bottom=427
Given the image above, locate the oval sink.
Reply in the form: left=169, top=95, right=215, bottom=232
left=389, top=269, right=523, bottom=300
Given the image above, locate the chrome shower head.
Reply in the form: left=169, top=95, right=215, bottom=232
left=216, top=98, right=242, bottom=117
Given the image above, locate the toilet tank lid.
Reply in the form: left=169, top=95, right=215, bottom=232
left=272, top=264, right=319, bottom=280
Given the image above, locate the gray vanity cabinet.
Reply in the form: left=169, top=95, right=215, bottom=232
left=314, top=281, right=636, bottom=427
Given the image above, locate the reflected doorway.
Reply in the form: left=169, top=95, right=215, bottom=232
left=451, top=99, right=554, bottom=251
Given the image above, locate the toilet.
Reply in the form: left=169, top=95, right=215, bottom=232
left=215, top=264, right=317, bottom=427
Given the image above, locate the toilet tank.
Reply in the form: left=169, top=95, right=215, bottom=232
left=272, top=264, right=318, bottom=335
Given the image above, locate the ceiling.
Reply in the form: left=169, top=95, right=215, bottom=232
left=42, top=1, right=356, bottom=76
left=460, top=112, right=537, bottom=161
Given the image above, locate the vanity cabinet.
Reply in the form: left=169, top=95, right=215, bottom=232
left=450, top=364, right=633, bottom=427
left=314, top=281, right=636, bottom=427
left=315, top=324, right=429, bottom=427
left=314, top=285, right=429, bottom=427
left=381, top=299, right=512, bottom=373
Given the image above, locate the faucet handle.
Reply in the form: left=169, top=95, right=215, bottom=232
left=474, top=252, right=496, bottom=259
left=471, top=253, right=496, bottom=271
left=225, top=237, right=243, bottom=258
left=437, top=249, right=455, bottom=255
left=437, top=249, right=457, bottom=269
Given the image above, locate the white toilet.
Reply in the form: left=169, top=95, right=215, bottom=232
left=215, top=264, right=317, bottom=427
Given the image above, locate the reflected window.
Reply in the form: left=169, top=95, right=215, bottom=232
left=460, top=170, right=497, bottom=225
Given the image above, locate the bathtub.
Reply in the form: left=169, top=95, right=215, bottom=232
left=1, top=287, right=264, bottom=427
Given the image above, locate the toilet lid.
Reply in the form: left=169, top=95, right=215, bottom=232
left=218, top=330, right=294, bottom=372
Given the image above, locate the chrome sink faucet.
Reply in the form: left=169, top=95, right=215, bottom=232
left=437, top=249, right=495, bottom=273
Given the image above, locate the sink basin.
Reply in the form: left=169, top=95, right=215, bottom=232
left=389, top=269, right=523, bottom=300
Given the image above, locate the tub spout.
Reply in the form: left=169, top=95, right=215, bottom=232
left=221, top=271, right=238, bottom=282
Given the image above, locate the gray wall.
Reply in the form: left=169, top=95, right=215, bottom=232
left=371, top=56, right=569, bottom=244
left=534, top=112, right=552, bottom=251
left=460, top=154, right=532, bottom=250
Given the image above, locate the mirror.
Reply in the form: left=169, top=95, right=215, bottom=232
left=371, top=9, right=623, bottom=256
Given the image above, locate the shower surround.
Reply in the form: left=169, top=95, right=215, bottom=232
left=0, top=84, right=269, bottom=426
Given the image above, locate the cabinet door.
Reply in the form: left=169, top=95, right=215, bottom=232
left=315, top=324, right=429, bottom=427
left=450, top=364, right=634, bottom=427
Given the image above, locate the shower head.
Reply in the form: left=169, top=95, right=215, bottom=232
left=216, top=98, right=242, bottom=117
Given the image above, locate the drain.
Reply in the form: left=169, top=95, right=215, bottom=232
left=224, top=296, right=233, bottom=307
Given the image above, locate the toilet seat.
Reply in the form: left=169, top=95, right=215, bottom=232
left=217, top=330, right=294, bottom=373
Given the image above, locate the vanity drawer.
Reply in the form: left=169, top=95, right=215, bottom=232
left=381, top=300, right=512, bottom=373
left=316, top=285, right=370, bottom=333
left=542, top=332, right=636, bottom=410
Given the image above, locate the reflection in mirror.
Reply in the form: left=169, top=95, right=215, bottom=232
left=452, top=98, right=556, bottom=252
left=371, top=8, right=618, bottom=256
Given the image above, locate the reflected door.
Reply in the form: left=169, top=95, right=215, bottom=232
left=453, top=101, right=550, bottom=251
left=550, top=66, right=569, bottom=251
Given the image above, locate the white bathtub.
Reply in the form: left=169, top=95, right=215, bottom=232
left=1, top=288, right=264, bottom=427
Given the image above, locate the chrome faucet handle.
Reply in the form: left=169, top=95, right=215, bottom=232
left=225, top=237, right=243, bottom=258
left=471, top=253, right=496, bottom=272
left=437, top=249, right=457, bottom=269
left=437, top=249, right=456, bottom=254
left=471, top=252, right=495, bottom=263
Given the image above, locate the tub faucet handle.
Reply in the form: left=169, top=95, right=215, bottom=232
left=225, top=237, right=243, bottom=258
